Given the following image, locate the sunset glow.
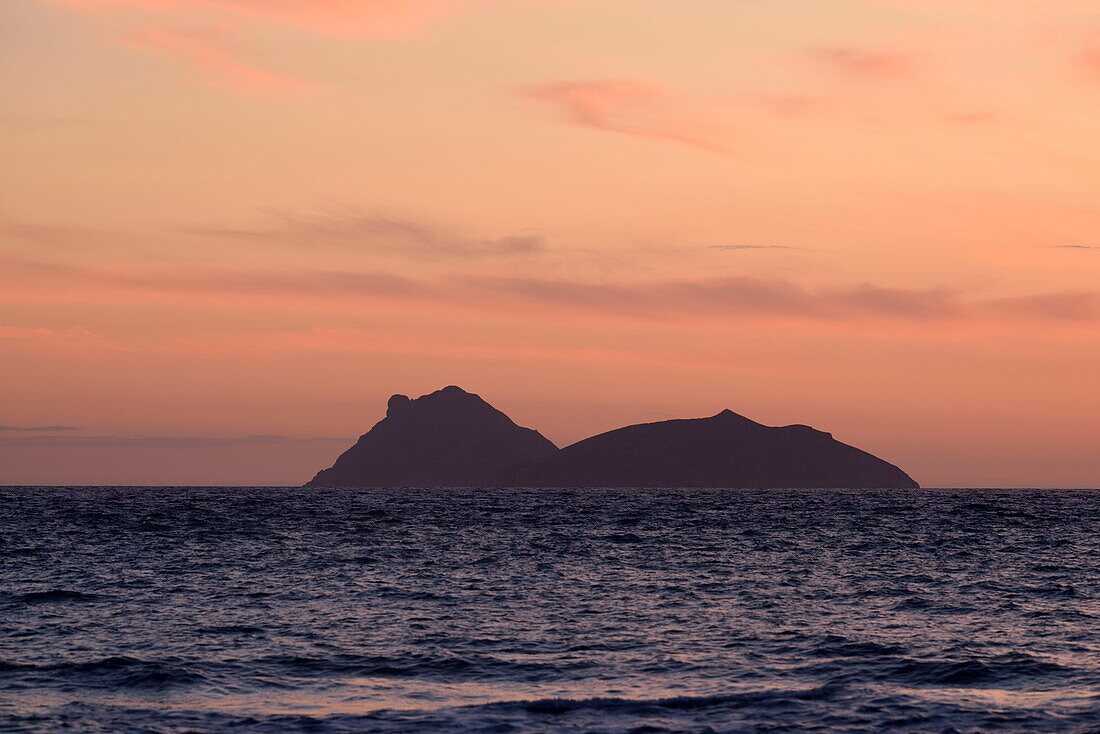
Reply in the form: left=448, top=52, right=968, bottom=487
left=2, top=0, right=1098, bottom=486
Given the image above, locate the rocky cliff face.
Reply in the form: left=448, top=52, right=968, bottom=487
left=306, top=386, right=558, bottom=487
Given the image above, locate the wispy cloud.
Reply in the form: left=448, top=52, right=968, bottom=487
left=807, top=46, right=913, bottom=78
left=989, top=292, right=1099, bottom=321
left=0, top=425, right=80, bottom=432
left=4, top=257, right=1096, bottom=326
left=1045, top=244, right=1100, bottom=250
left=1083, top=46, right=1100, bottom=74
left=126, top=25, right=309, bottom=93
left=0, top=257, right=425, bottom=300
left=184, top=210, right=547, bottom=258
left=0, top=434, right=346, bottom=449
left=759, top=94, right=830, bottom=118
left=2, top=222, right=95, bottom=246
left=464, top=275, right=970, bottom=321
left=521, top=79, right=735, bottom=155
left=522, top=63, right=976, bottom=156
left=44, top=0, right=514, bottom=92
left=49, top=0, right=491, bottom=38
left=709, top=245, right=801, bottom=252
left=0, top=325, right=122, bottom=350
left=468, top=275, right=1099, bottom=324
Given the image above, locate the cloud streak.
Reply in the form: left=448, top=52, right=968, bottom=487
left=51, top=0, right=489, bottom=38
left=126, top=25, right=308, bottom=93
left=464, top=276, right=975, bottom=321
left=521, top=79, right=735, bottom=155
left=0, top=434, right=346, bottom=449
left=807, top=46, right=913, bottom=78
left=45, top=0, right=513, bottom=91
left=4, top=257, right=1094, bottom=326
left=710, top=245, right=801, bottom=252
left=1083, top=46, right=1100, bottom=74
left=0, top=325, right=123, bottom=350
left=521, top=61, right=972, bottom=157
left=0, top=425, right=80, bottom=432
left=184, top=210, right=547, bottom=258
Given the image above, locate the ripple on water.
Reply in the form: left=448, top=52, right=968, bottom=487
left=0, top=487, right=1097, bottom=733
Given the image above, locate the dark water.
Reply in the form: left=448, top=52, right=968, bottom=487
left=1, top=488, right=1098, bottom=733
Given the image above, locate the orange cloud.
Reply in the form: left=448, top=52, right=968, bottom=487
left=806, top=46, right=913, bottom=78
left=188, top=0, right=463, bottom=37
left=521, top=79, right=735, bottom=156
left=863, top=0, right=1099, bottom=19
left=523, top=62, right=977, bottom=155
left=45, top=0, right=508, bottom=92
left=127, top=25, right=308, bottom=93
left=1081, top=45, right=1100, bottom=75
left=52, top=0, right=482, bottom=37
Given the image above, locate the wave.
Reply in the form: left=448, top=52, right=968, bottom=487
left=810, top=637, right=908, bottom=658
left=597, top=533, right=645, bottom=544
left=196, top=625, right=267, bottom=636
left=0, top=546, right=41, bottom=557
left=12, top=590, right=97, bottom=605
left=500, top=685, right=839, bottom=715
left=262, top=652, right=592, bottom=680
left=0, top=656, right=206, bottom=690
left=886, top=654, right=1069, bottom=686
left=890, top=597, right=977, bottom=614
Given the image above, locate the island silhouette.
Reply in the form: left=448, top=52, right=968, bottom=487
left=307, top=387, right=557, bottom=487
left=306, top=386, right=919, bottom=488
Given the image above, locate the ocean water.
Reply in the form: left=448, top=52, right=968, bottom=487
left=1, top=488, right=1097, bottom=733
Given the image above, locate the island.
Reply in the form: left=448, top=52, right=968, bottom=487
left=307, top=386, right=919, bottom=488
left=306, top=386, right=558, bottom=487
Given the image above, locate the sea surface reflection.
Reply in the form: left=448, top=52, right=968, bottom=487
left=1, top=487, right=1097, bottom=732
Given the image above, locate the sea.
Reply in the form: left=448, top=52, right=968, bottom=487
left=0, top=487, right=1097, bottom=733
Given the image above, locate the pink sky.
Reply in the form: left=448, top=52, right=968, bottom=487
left=1, top=0, right=1098, bottom=486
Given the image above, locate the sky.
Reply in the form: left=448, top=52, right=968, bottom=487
left=1, top=0, right=1098, bottom=487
